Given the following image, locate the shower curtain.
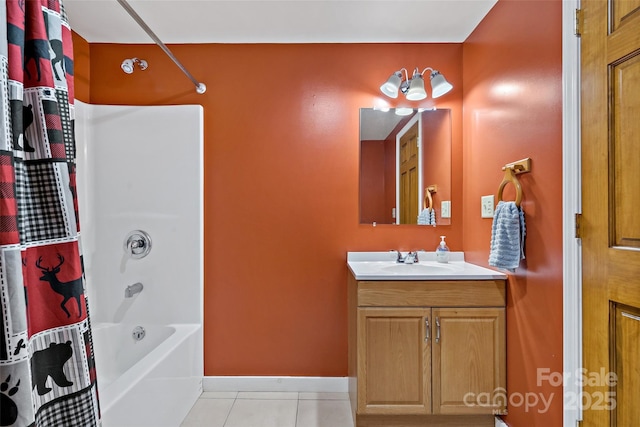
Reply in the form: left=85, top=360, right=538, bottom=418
left=1, top=1, right=100, bottom=426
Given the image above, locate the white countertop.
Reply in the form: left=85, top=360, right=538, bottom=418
left=347, top=251, right=507, bottom=281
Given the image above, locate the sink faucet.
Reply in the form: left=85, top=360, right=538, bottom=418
left=395, top=250, right=419, bottom=264
left=125, top=282, right=144, bottom=298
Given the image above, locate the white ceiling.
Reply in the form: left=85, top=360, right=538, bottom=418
left=64, top=0, right=497, bottom=44
left=360, top=109, right=406, bottom=141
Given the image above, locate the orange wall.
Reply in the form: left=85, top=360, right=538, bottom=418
left=71, top=32, right=90, bottom=102
left=422, top=109, right=451, bottom=224
left=75, top=42, right=464, bottom=376
left=462, top=1, right=563, bottom=426
left=359, top=139, right=387, bottom=223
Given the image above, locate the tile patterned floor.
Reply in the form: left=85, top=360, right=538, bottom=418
left=180, top=392, right=354, bottom=427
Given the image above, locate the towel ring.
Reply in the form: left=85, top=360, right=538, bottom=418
left=497, top=167, right=523, bottom=207
left=424, top=185, right=437, bottom=210
left=424, top=190, right=433, bottom=210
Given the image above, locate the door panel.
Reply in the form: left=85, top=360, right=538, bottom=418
left=431, top=308, right=506, bottom=415
left=611, top=0, right=640, bottom=31
left=357, top=307, right=431, bottom=415
left=611, top=304, right=640, bottom=425
left=582, top=0, right=640, bottom=426
left=612, top=54, right=640, bottom=248
left=399, top=121, right=419, bottom=224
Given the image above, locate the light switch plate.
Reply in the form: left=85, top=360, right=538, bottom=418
left=481, top=195, right=495, bottom=218
left=441, top=201, right=451, bottom=218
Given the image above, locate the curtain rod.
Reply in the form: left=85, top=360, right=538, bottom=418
left=116, top=0, right=207, bottom=94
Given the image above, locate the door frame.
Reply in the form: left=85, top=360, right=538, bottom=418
left=562, top=0, right=582, bottom=425
left=395, top=113, right=423, bottom=224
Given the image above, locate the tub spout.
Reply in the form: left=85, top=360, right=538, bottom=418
left=125, top=282, right=143, bottom=298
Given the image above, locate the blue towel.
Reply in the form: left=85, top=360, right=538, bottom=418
left=417, top=208, right=436, bottom=226
left=489, top=201, right=526, bottom=272
left=417, top=208, right=429, bottom=225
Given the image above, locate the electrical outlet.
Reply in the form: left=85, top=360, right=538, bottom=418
left=441, top=201, right=451, bottom=218
left=481, top=195, right=495, bottom=218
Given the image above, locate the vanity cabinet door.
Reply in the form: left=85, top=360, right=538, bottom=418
left=357, top=307, right=431, bottom=415
left=431, top=307, right=506, bottom=415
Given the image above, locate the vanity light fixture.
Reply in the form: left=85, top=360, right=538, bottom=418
left=380, top=67, right=453, bottom=100
left=121, top=58, right=148, bottom=74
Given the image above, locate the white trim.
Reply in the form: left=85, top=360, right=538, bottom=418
left=562, top=0, right=582, bottom=426
left=197, top=105, right=205, bottom=340
left=203, top=376, right=349, bottom=393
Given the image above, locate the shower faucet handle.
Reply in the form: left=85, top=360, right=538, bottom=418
left=129, top=239, right=145, bottom=249
left=124, top=230, right=152, bottom=259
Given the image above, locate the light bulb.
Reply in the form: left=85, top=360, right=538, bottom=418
left=380, top=71, right=403, bottom=98
left=121, top=59, right=134, bottom=74
left=406, top=74, right=427, bottom=101
left=430, top=70, right=453, bottom=98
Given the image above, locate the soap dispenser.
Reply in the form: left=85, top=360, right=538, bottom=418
left=436, top=235, right=450, bottom=263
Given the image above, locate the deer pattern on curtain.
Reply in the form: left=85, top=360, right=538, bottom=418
left=1, top=1, right=100, bottom=426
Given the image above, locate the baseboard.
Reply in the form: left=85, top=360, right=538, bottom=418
left=495, top=417, right=508, bottom=427
left=203, top=376, right=349, bottom=393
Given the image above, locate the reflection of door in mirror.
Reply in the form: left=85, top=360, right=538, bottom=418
left=399, top=120, right=420, bottom=224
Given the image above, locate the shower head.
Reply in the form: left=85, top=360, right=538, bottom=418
left=121, top=58, right=148, bottom=74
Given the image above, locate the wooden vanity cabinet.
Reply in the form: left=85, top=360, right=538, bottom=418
left=431, top=307, right=505, bottom=415
left=348, top=274, right=506, bottom=427
left=357, top=307, right=432, bottom=415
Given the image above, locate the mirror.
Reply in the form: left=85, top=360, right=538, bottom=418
left=359, top=108, right=451, bottom=225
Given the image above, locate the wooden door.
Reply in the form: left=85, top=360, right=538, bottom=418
left=399, top=121, right=419, bottom=224
left=581, top=1, right=640, bottom=426
left=357, top=307, right=431, bottom=415
left=431, top=308, right=506, bottom=415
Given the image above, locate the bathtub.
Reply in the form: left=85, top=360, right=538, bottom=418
left=92, top=322, right=203, bottom=427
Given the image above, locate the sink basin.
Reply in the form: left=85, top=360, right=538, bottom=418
left=382, top=263, right=456, bottom=274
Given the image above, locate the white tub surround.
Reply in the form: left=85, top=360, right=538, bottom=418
left=75, top=102, right=204, bottom=326
left=347, top=251, right=507, bottom=280
left=75, top=102, right=204, bottom=427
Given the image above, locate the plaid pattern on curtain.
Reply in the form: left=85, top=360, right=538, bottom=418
left=1, top=1, right=100, bottom=425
